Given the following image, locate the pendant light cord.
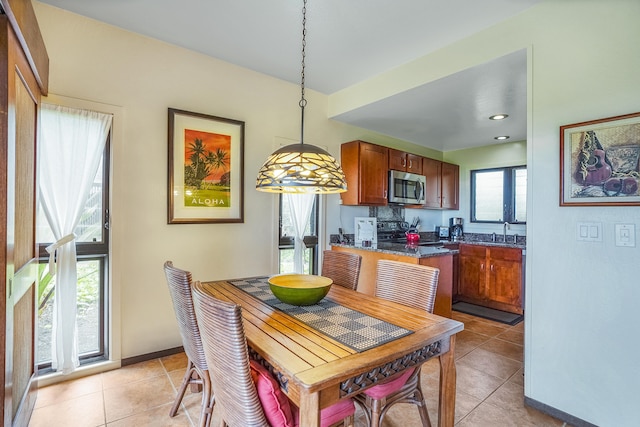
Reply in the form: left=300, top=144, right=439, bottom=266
left=299, top=0, right=308, bottom=145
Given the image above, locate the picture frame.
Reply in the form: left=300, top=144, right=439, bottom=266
left=168, top=108, right=245, bottom=223
left=560, top=111, right=640, bottom=206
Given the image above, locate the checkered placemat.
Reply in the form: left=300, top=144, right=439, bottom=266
left=229, top=277, right=413, bottom=353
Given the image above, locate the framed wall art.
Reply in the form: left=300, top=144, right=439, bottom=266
left=560, top=112, right=640, bottom=206
left=168, top=108, right=245, bottom=223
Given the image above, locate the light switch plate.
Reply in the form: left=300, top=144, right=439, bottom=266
left=576, top=222, right=602, bottom=242
left=615, top=224, right=636, bottom=247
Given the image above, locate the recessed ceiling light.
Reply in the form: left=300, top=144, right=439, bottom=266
left=494, top=136, right=510, bottom=140
left=489, top=114, right=509, bottom=120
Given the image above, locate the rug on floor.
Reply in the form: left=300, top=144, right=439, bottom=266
left=452, top=301, right=523, bottom=325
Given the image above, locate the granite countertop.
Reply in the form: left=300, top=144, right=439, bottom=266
left=453, top=239, right=526, bottom=250
left=330, top=242, right=456, bottom=258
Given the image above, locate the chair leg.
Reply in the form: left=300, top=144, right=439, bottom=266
left=199, top=370, right=214, bottom=427
left=170, top=360, right=195, bottom=417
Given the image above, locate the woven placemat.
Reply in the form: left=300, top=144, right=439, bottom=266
left=230, top=277, right=412, bottom=353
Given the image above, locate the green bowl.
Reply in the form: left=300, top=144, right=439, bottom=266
left=268, top=274, right=333, bottom=306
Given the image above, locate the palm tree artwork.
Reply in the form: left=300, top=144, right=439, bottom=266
left=183, top=129, right=231, bottom=208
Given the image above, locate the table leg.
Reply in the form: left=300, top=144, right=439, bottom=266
left=298, top=390, right=320, bottom=427
left=438, top=335, right=457, bottom=427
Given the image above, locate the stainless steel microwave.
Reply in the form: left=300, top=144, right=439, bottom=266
left=388, top=170, right=426, bottom=204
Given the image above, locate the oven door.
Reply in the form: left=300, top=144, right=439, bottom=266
left=388, top=170, right=426, bottom=204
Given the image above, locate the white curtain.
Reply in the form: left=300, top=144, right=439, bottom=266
left=285, top=193, right=315, bottom=273
left=39, top=104, right=112, bottom=374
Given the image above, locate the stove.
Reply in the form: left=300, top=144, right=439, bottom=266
left=376, top=220, right=407, bottom=242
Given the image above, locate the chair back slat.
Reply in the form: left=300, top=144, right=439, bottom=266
left=192, top=281, right=269, bottom=427
left=375, top=260, right=439, bottom=313
left=321, top=250, right=362, bottom=291
left=163, top=261, right=208, bottom=370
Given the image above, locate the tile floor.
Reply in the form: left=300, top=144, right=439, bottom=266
left=29, top=312, right=570, bottom=426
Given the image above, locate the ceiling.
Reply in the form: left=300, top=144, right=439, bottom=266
left=37, top=0, right=537, bottom=151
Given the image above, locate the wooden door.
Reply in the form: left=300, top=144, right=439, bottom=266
left=486, top=247, right=523, bottom=314
left=0, top=2, right=49, bottom=424
left=423, top=157, right=442, bottom=208
left=406, top=153, right=422, bottom=174
left=458, top=245, right=486, bottom=303
left=358, top=142, right=388, bottom=205
left=388, top=148, right=406, bottom=171
left=441, top=162, right=459, bottom=210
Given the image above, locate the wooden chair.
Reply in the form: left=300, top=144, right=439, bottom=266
left=321, top=250, right=362, bottom=290
left=353, top=260, right=440, bottom=427
left=191, top=281, right=355, bottom=427
left=163, top=261, right=214, bottom=427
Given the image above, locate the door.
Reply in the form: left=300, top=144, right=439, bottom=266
left=486, top=247, right=523, bottom=314
left=423, top=157, right=442, bottom=208
left=1, top=9, right=48, bottom=426
left=441, top=162, right=459, bottom=210
left=458, top=245, right=486, bottom=303
left=359, top=142, right=388, bottom=205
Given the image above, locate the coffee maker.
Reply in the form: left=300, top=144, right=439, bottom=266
left=449, top=217, right=464, bottom=241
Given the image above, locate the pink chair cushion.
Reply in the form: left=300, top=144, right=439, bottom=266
left=249, top=359, right=295, bottom=427
left=249, top=359, right=355, bottom=427
left=363, top=367, right=415, bottom=400
left=290, top=398, right=355, bottom=427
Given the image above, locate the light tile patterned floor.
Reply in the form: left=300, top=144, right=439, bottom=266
left=29, top=312, right=569, bottom=426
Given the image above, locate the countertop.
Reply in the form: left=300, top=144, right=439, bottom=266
left=330, top=242, right=456, bottom=258
left=331, top=238, right=525, bottom=257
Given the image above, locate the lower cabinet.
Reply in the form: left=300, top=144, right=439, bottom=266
left=458, top=244, right=523, bottom=314
left=331, top=246, right=453, bottom=318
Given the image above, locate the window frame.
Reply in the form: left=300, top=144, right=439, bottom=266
left=470, top=165, right=526, bottom=224
left=278, top=194, right=319, bottom=274
left=36, top=132, right=111, bottom=372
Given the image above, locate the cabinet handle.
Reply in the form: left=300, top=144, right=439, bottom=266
left=409, top=159, right=413, bottom=169
left=480, top=263, right=484, bottom=271
left=403, top=158, right=407, bottom=167
left=384, top=190, right=387, bottom=198
left=490, top=264, right=494, bottom=272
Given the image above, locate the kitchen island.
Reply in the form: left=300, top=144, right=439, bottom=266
left=331, top=242, right=456, bottom=317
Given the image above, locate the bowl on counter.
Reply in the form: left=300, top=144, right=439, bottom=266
left=268, top=274, right=333, bottom=306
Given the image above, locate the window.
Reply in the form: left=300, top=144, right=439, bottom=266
left=471, top=166, right=526, bottom=223
left=278, top=195, right=319, bottom=274
left=36, top=129, right=110, bottom=371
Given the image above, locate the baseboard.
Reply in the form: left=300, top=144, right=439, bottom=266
left=524, top=396, right=598, bottom=427
left=121, top=346, right=184, bottom=367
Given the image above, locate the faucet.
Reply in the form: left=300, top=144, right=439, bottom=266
left=503, top=222, right=510, bottom=242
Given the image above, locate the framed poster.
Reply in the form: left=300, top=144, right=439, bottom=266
left=168, top=108, right=245, bottom=223
left=560, top=112, right=640, bottom=206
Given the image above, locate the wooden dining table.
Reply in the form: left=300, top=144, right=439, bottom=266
left=200, top=277, right=464, bottom=427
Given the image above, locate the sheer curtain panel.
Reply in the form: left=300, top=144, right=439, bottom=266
left=39, top=104, right=112, bottom=374
left=284, top=193, right=315, bottom=273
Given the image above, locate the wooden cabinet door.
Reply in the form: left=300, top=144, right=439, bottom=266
left=422, top=157, right=442, bottom=208
left=388, top=148, right=406, bottom=171
left=458, top=245, right=486, bottom=303
left=359, top=142, right=388, bottom=205
left=389, top=150, right=423, bottom=174
left=340, top=141, right=388, bottom=206
left=406, top=153, right=423, bottom=174
left=441, top=162, right=459, bottom=210
left=486, top=247, right=523, bottom=314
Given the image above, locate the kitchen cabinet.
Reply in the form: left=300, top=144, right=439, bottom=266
left=331, top=246, right=453, bottom=318
left=458, top=244, right=523, bottom=314
left=388, top=148, right=423, bottom=174
left=340, top=140, right=388, bottom=206
left=423, top=158, right=459, bottom=210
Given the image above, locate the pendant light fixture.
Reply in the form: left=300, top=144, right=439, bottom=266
left=255, top=0, right=347, bottom=194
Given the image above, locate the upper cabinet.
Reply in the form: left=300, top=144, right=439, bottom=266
left=340, top=140, right=389, bottom=206
left=423, top=158, right=459, bottom=210
left=388, top=149, right=423, bottom=174
left=340, top=140, right=459, bottom=209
